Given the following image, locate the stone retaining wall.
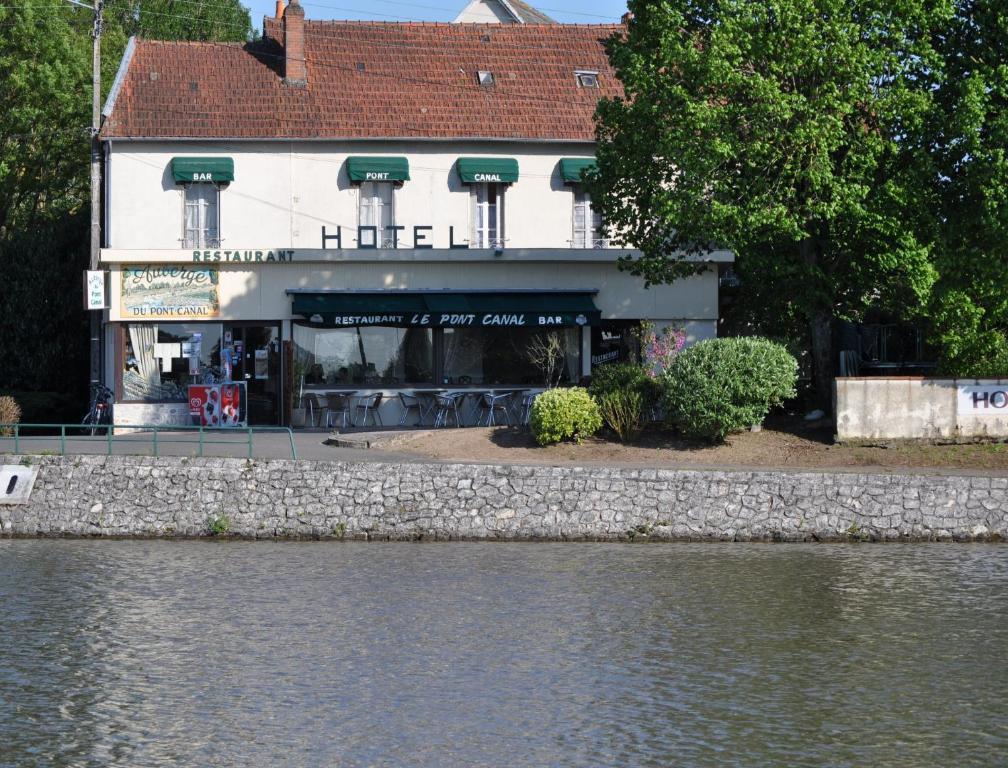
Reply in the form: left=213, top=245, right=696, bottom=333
left=0, top=455, right=1005, bottom=541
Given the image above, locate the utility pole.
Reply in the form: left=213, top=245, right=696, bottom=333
left=87, top=0, right=104, bottom=389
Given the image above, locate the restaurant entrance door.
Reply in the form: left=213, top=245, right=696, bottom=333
left=224, top=324, right=282, bottom=425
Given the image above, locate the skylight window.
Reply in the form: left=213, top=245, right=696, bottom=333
left=576, top=71, right=599, bottom=88
left=478, top=70, right=494, bottom=87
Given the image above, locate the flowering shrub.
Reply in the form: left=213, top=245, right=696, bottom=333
left=638, top=322, right=687, bottom=378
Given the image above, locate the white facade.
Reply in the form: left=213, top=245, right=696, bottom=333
left=101, top=140, right=730, bottom=426
left=107, top=140, right=614, bottom=251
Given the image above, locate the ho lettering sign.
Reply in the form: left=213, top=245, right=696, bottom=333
left=957, top=384, right=1008, bottom=416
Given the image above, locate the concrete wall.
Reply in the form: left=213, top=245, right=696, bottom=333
left=1, top=455, right=1004, bottom=541
left=836, top=377, right=1008, bottom=441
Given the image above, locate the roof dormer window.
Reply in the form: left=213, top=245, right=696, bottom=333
left=576, top=70, right=599, bottom=88
left=478, top=70, right=494, bottom=87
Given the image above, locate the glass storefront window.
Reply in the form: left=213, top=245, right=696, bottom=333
left=443, top=327, right=580, bottom=386
left=122, top=323, right=223, bottom=402
left=293, top=324, right=434, bottom=386
left=590, top=321, right=641, bottom=368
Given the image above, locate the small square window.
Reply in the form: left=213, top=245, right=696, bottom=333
left=478, top=70, right=494, bottom=87
left=576, top=71, right=599, bottom=88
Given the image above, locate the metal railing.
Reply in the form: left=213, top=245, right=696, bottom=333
left=0, top=424, right=298, bottom=460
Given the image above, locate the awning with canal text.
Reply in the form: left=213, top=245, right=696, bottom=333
left=346, top=156, right=411, bottom=183
left=171, top=157, right=234, bottom=184
left=289, top=291, right=600, bottom=328
left=456, top=158, right=520, bottom=184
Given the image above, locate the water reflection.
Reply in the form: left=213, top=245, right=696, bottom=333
left=0, top=542, right=1005, bottom=767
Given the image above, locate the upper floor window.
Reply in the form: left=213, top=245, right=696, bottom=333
left=573, top=187, right=605, bottom=248
left=183, top=183, right=220, bottom=249
left=359, top=181, right=395, bottom=246
left=473, top=182, right=504, bottom=248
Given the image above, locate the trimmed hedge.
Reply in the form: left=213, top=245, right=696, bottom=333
left=530, top=387, right=603, bottom=446
left=663, top=337, right=798, bottom=442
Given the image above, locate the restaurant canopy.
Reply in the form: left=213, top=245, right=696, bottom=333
left=559, top=158, right=596, bottom=183
left=288, top=290, right=600, bottom=327
left=346, top=156, right=411, bottom=183
left=456, top=158, right=519, bottom=184
left=171, top=157, right=234, bottom=183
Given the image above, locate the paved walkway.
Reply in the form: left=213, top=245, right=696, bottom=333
left=0, top=429, right=424, bottom=463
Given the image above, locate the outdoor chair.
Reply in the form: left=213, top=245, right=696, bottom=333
left=480, top=391, right=512, bottom=426
left=518, top=391, right=537, bottom=426
left=433, top=392, right=464, bottom=428
left=354, top=393, right=383, bottom=428
left=301, top=392, right=324, bottom=428
left=397, top=392, right=424, bottom=426
left=324, top=392, right=351, bottom=429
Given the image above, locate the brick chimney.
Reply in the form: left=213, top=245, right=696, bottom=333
left=282, top=0, right=306, bottom=86
left=275, top=0, right=283, bottom=18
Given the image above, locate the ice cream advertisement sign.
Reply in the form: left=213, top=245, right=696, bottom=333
left=121, top=265, right=220, bottom=318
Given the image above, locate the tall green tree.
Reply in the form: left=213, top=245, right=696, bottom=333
left=591, top=0, right=949, bottom=408
left=926, top=1, right=1008, bottom=376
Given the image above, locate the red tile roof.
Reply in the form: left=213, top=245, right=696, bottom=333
left=101, top=20, right=623, bottom=141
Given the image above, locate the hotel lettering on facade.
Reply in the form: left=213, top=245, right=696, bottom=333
left=97, top=0, right=731, bottom=426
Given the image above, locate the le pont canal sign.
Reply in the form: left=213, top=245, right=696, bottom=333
left=957, top=384, right=1008, bottom=416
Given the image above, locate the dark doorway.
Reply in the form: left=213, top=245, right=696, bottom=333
left=225, top=324, right=282, bottom=425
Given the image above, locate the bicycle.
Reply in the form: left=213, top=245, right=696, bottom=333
left=82, top=383, right=114, bottom=436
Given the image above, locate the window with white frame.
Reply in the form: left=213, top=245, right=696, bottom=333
left=183, top=183, right=220, bottom=249
left=573, top=187, right=604, bottom=248
left=473, top=182, right=504, bottom=248
left=359, top=181, right=395, bottom=246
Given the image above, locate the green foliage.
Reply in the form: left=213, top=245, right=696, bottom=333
left=207, top=512, right=230, bottom=536
left=588, top=362, right=659, bottom=402
left=591, top=0, right=948, bottom=406
left=0, top=396, right=21, bottom=435
left=664, top=337, right=798, bottom=442
left=596, top=389, right=645, bottom=443
left=589, top=362, right=660, bottom=438
left=933, top=290, right=1008, bottom=377
left=529, top=387, right=602, bottom=446
left=924, top=3, right=1008, bottom=377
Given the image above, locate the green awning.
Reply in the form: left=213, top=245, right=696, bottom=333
left=346, top=156, right=411, bottom=183
left=171, top=157, right=234, bottom=184
left=289, top=291, right=600, bottom=327
left=456, top=158, right=519, bottom=184
left=559, top=158, right=597, bottom=183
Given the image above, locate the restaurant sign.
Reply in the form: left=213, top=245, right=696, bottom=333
left=120, top=265, right=220, bottom=319
left=320, top=313, right=589, bottom=328
left=958, top=384, right=1008, bottom=416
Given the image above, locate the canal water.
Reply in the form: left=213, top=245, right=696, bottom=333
left=1, top=542, right=1005, bottom=767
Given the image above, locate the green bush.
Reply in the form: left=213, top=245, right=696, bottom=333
left=588, top=362, right=663, bottom=423
left=596, top=389, right=645, bottom=442
left=663, top=337, right=798, bottom=442
left=530, top=387, right=603, bottom=446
